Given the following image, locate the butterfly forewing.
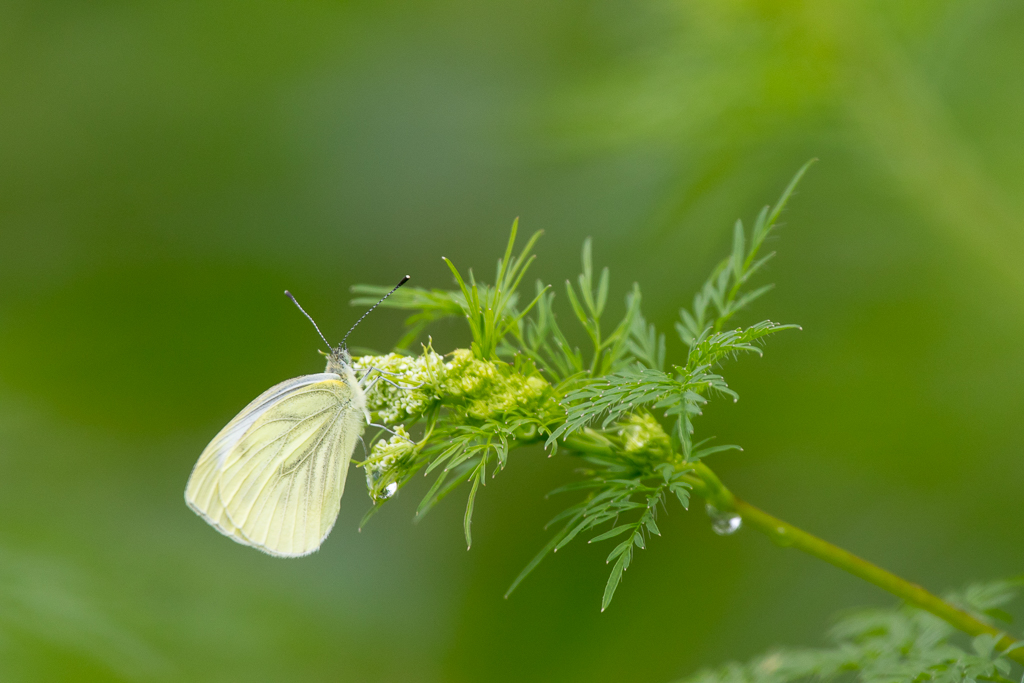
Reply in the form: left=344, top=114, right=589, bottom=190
left=185, top=369, right=366, bottom=557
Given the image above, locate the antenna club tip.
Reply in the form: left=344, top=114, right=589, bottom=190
left=400, top=275, right=411, bottom=285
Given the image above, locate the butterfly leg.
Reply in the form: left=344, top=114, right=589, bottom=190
left=379, top=376, right=422, bottom=390
left=366, top=422, right=415, bottom=443
left=358, top=366, right=421, bottom=390
left=363, top=375, right=382, bottom=394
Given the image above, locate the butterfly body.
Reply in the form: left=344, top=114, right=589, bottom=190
left=185, top=347, right=368, bottom=557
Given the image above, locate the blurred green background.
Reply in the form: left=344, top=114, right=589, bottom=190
left=2, top=0, right=1023, bottom=681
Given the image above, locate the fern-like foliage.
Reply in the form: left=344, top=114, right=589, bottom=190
left=505, top=456, right=694, bottom=611
left=675, top=578, right=1024, bottom=683
left=677, top=162, right=812, bottom=344
left=349, top=162, right=812, bottom=609
left=352, top=218, right=546, bottom=357
left=547, top=321, right=796, bottom=457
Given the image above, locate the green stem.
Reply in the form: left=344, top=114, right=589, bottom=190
left=687, top=462, right=1024, bottom=665
left=556, top=436, right=1022, bottom=662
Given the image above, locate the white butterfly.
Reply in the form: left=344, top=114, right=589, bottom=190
left=184, top=278, right=409, bottom=557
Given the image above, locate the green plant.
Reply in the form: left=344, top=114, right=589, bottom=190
left=349, top=162, right=1024, bottom=669
left=676, top=579, right=1024, bottom=683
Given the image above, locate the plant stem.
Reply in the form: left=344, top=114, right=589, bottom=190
left=687, top=461, right=1024, bottom=665
left=556, top=436, right=1022, bottom=662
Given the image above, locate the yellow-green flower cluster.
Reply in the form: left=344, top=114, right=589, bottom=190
left=363, top=425, right=414, bottom=503
left=353, top=347, right=552, bottom=424
left=353, top=347, right=558, bottom=502
left=617, top=412, right=671, bottom=455
left=435, top=349, right=549, bottom=421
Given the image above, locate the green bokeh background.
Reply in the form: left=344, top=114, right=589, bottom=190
left=1, top=1, right=1023, bottom=681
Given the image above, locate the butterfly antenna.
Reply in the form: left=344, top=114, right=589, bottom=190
left=284, top=290, right=332, bottom=350
left=341, top=275, right=411, bottom=347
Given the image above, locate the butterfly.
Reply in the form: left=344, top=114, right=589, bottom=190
left=184, top=277, right=409, bottom=557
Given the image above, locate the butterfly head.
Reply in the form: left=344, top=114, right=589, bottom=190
left=325, top=345, right=353, bottom=375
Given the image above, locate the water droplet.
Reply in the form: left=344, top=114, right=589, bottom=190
left=373, top=482, right=399, bottom=503
left=706, top=504, right=742, bottom=535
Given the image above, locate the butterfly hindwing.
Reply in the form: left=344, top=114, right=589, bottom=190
left=185, top=368, right=366, bottom=557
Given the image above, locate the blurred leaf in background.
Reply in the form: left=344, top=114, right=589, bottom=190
left=0, top=0, right=1022, bottom=681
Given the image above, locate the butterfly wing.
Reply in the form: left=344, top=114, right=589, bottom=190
left=185, top=374, right=336, bottom=543
left=185, top=370, right=366, bottom=557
